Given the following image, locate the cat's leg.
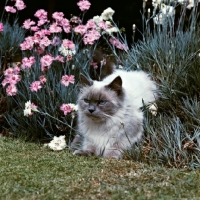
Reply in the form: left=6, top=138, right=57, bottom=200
left=73, top=141, right=96, bottom=157
left=103, top=143, right=123, bottom=159
left=103, top=148, right=123, bottom=159
left=70, top=134, right=82, bottom=151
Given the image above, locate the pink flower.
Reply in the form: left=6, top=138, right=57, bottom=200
left=98, top=21, right=109, bottom=30
left=0, top=22, right=4, bottom=32
left=60, top=104, right=72, bottom=115
left=6, top=84, right=17, bottom=96
left=20, top=36, right=34, bottom=50
left=52, top=12, right=64, bottom=23
left=62, top=39, right=75, bottom=50
left=37, top=19, right=49, bottom=26
left=22, top=56, right=36, bottom=69
left=55, top=55, right=64, bottom=63
left=74, top=25, right=87, bottom=35
left=40, top=54, right=54, bottom=68
left=7, top=74, right=21, bottom=85
left=40, top=36, right=51, bottom=48
left=1, top=78, right=9, bottom=87
left=77, top=0, right=91, bottom=11
left=30, top=26, right=39, bottom=32
left=22, top=19, right=35, bottom=29
left=83, top=30, right=101, bottom=45
left=13, top=66, right=21, bottom=74
left=39, top=75, right=47, bottom=84
left=61, top=18, right=71, bottom=33
left=49, top=23, right=62, bottom=33
left=61, top=75, right=75, bottom=86
left=5, top=6, right=16, bottom=13
left=86, top=19, right=97, bottom=29
left=34, top=9, right=48, bottom=20
left=109, top=37, right=129, bottom=50
left=30, top=81, right=42, bottom=92
left=4, top=68, right=14, bottom=76
left=15, top=0, right=26, bottom=10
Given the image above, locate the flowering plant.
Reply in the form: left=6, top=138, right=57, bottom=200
left=1, top=0, right=128, bottom=141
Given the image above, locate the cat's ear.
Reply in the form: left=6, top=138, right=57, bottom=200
left=79, top=74, right=93, bottom=87
left=106, top=76, right=122, bottom=95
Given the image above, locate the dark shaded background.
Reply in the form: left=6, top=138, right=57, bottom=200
left=0, top=0, right=150, bottom=44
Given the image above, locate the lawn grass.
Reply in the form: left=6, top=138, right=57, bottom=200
left=0, top=138, right=200, bottom=200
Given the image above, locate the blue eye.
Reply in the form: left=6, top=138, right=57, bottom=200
left=83, top=99, right=89, bottom=103
left=99, top=100, right=106, bottom=105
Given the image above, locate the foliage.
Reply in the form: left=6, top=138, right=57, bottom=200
left=0, top=0, right=200, bottom=168
left=123, top=1, right=200, bottom=168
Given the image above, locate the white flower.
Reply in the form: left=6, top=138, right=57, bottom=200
left=68, top=103, right=78, bottom=111
left=104, top=27, right=119, bottom=35
left=59, top=46, right=76, bottom=57
left=161, top=4, right=175, bottom=16
left=24, top=100, right=38, bottom=117
left=25, top=100, right=31, bottom=109
left=48, top=135, right=67, bottom=151
left=148, top=103, right=158, bottom=116
left=92, top=15, right=103, bottom=24
left=100, top=7, right=115, bottom=20
left=24, top=108, right=32, bottom=116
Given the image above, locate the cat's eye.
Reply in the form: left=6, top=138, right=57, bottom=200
left=99, top=100, right=106, bottom=105
left=83, top=99, right=89, bottom=103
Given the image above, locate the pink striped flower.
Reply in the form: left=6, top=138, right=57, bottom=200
left=52, top=12, right=64, bottom=23
left=109, top=37, right=129, bottom=50
left=5, top=6, right=16, bottom=13
left=86, top=19, right=97, bottom=30
left=6, top=84, right=17, bottom=96
left=61, top=75, right=75, bottom=86
left=34, top=9, right=48, bottom=20
left=60, top=18, right=71, bottom=33
left=49, top=23, right=62, bottom=33
left=37, top=19, right=49, bottom=26
left=55, top=55, right=64, bottom=63
left=60, top=104, right=72, bottom=115
left=74, top=25, right=87, bottom=35
left=40, top=36, right=51, bottom=48
left=7, top=74, right=21, bottom=85
left=30, top=81, right=42, bottom=92
left=15, top=0, right=26, bottom=10
left=77, top=0, right=91, bottom=11
left=22, top=19, right=35, bottom=29
left=22, top=56, right=36, bottom=69
left=40, top=54, right=54, bottom=68
left=62, top=39, right=75, bottom=50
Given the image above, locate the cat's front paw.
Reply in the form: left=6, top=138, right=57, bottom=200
left=104, top=150, right=122, bottom=159
left=73, top=149, right=94, bottom=157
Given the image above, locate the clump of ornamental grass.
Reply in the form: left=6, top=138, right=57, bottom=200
left=123, top=0, right=200, bottom=168
left=1, top=0, right=127, bottom=143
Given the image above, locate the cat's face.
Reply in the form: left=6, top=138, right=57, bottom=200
left=78, top=74, right=123, bottom=122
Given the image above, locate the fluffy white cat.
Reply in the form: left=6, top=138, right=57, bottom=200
left=71, top=69, right=157, bottom=158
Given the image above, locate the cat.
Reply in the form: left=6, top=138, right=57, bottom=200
left=71, top=69, right=157, bottom=158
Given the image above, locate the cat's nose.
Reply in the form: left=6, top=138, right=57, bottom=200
left=88, top=108, right=95, bottom=113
